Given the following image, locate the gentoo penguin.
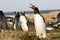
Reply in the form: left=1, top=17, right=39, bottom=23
left=14, top=12, right=20, bottom=30
left=20, top=11, right=28, bottom=32
left=29, top=4, right=46, bottom=38
left=0, top=11, right=7, bottom=32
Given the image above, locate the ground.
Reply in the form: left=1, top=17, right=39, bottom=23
left=0, top=26, right=60, bottom=40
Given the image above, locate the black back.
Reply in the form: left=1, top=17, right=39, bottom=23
left=33, top=7, right=45, bottom=22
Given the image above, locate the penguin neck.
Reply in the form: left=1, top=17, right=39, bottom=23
left=21, top=15, right=27, bottom=20
left=35, top=13, right=42, bottom=17
left=21, top=14, right=25, bottom=16
left=35, top=13, right=44, bottom=19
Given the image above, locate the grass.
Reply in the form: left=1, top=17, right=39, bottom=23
left=0, top=26, right=60, bottom=40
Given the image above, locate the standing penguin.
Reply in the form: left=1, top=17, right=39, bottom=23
left=20, top=11, right=28, bottom=32
left=14, top=12, right=20, bottom=30
left=0, top=11, right=7, bottom=32
left=29, top=4, right=46, bottom=38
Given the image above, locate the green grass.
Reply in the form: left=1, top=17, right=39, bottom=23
left=0, top=26, right=60, bottom=40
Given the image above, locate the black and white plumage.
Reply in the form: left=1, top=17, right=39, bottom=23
left=0, top=11, right=7, bottom=31
left=33, top=7, right=46, bottom=38
left=20, top=12, right=28, bottom=32
left=13, top=12, right=20, bottom=30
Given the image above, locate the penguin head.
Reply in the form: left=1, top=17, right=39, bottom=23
left=14, top=11, right=20, bottom=15
left=14, top=11, right=17, bottom=15
left=0, top=10, right=4, bottom=16
left=29, top=3, right=35, bottom=9
left=21, top=11, right=25, bottom=16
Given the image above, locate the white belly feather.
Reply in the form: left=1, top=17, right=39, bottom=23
left=34, top=14, right=46, bottom=38
left=20, top=16, right=28, bottom=32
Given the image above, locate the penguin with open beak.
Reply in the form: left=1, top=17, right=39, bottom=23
left=29, top=4, right=46, bottom=38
